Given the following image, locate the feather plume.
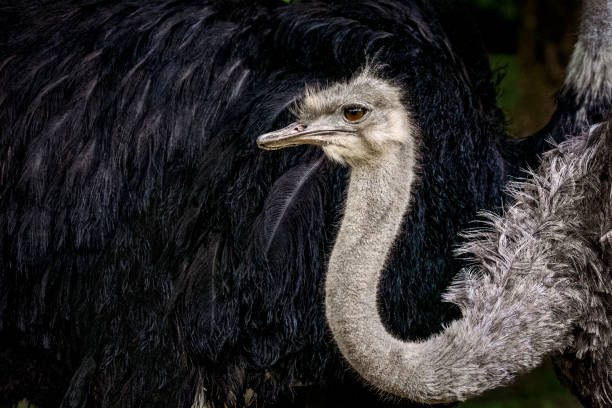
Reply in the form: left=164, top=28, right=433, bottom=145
left=258, top=156, right=326, bottom=257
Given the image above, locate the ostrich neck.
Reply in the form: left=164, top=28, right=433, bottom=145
left=325, top=142, right=431, bottom=396
left=564, top=0, right=612, bottom=102
left=324, top=127, right=592, bottom=403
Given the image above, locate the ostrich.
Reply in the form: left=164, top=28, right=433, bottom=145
left=258, top=0, right=612, bottom=406
left=0, top=0, right=608, bottom=407
left=0, top=1, right=512, bottom=405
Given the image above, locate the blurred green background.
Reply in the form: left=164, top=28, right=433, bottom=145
left=459, top=361, right=581, bottom=408
left=4, top=0, right=586, bottom=407
left=464, top=0, right=580, bottom=137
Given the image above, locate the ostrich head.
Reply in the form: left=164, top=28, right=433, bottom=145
left=257, top=70, right=415, bottom=167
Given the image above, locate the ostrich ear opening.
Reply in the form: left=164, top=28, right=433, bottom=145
left=257, top=122, right=354, bottom=150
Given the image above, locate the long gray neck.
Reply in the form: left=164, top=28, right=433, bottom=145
left=577, top=0, right=612, bottom=53
left=324, top=140, right=434, bottom=398
left=324, top=127, right=591, bottom=403
left=324, top=139, right=478, bottom=402
left=565, top=0, right=612, bottom=104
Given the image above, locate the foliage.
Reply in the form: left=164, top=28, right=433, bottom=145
left=12, top=400, right=35, bottom=408
left=460, top=0, right=518, bottom=20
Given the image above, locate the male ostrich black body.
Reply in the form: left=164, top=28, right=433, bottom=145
left=0, top=1, right=600, bottom=407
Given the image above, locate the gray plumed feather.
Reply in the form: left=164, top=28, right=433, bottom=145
left=448, top=119, right=612, bottom=406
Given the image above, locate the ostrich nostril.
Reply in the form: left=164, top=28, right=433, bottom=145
left=291, top=124, right=306, bottom=134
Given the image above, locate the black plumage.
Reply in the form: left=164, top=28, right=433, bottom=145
left=0, top=1, right=603, bottom=407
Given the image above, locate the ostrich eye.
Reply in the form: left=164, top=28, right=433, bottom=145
left=343, top=106, right=367, bottom=121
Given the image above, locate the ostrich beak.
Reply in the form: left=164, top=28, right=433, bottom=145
left=257, top=122, right=353, bottom=150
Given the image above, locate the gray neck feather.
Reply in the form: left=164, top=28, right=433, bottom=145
left=565, top=0, right=612, bottom=103
left=325, top=139, right=441, bottom=399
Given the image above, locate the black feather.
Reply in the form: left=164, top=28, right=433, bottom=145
left=259, top=156, right=326, bottom=256
left=0, top=0, right=604, bottom=407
